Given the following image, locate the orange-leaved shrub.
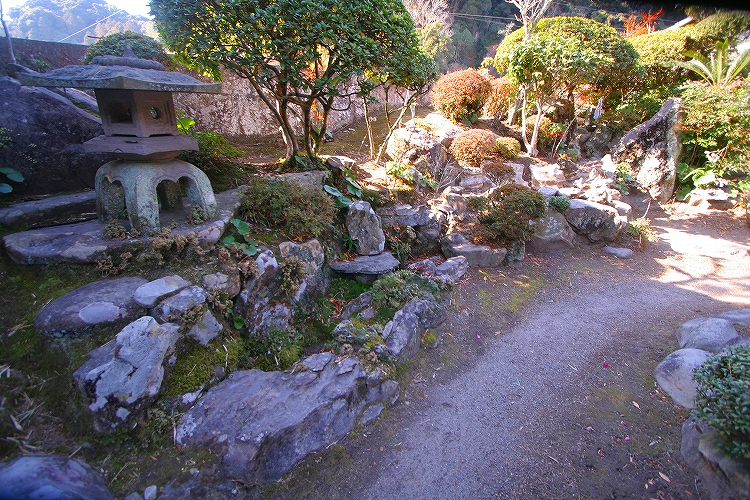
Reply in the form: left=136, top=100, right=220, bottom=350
left=495, top=137, right=521, bottom=159
left=449, top=129, right=498, bottom=168
left=431, top=69, right=492, bottom=124
left=482, top=77, right=518, bottom=119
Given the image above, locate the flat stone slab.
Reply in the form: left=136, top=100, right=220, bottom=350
left=0, top=191, right=96, bottom=228
left=2, top=187, right=247, bottom=265
left=441, top=233, right=507, bottom=268
left=330, top=252, right=399, bottom=275
left=34, top=276, right=148, bottom=337
left=135, top=275, right=192, bottom=308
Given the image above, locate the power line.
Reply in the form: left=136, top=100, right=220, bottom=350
left=58, top=9, right=124, bottom=42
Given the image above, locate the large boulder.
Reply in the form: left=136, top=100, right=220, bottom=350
left=175, top=353, right=398, bottom=485
left=383, top=297, right=446, bottom=364
left=527, top=210, right=575, bottom=253
left=0, top=454, right=113, bottom=500
left=676, top=317, right=739, bottom=353
left=346, top=201, right=385, bottom=256
left=0, top=77, right=113, bottom=195
left=377, top=204, right=446, bottom=254
left=73, top=316, right=181, bottom=431
left=654, top=348, right=713, bottom=409
left=563, top=199, right=623, bottom=242
left=34, top=277, right=148, bottom=337
left=385, top=123, right=448, bottom=176
left=612, top=98, right=683, bottom=203
left=682, top=416, right=750, bottom=500
left=441, top=233, right=507, bottom=268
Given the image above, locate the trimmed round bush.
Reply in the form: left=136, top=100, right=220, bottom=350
left=482, top=77, right=518, bottom=119
left=693, top=344, right=750, bottom=461
left=483, top=161, right=516, bottom=185
left=492, top=17, right=640, bottom=101
left=494, top=137, right=520, bottom=160
left=431, top=69, right=492, bottom=124
left=476, top=183, right=547, bottom=243
left=83, top=31, right=172, bottom=66
left=449, top=129, right=498, bottom=168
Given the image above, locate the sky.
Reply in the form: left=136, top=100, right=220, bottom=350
left=1, top=0, right=154, bottom=18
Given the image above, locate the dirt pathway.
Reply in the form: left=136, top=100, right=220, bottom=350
left=257, top=202, right=750, bottom=500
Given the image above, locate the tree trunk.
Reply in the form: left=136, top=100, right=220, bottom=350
left=363, top=98, right=376, bottom=160
left=1, top=1, right=16, bottom=65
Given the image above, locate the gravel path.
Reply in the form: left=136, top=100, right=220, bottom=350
left=260, top=204, right=750, bottom=500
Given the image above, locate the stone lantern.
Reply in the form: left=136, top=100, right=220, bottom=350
left=16, top=48, right=222, bottom=233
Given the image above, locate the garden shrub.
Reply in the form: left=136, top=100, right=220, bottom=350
left=449, top=129, right=498, bottom=168
left=492, top=16, right=640, bottom=102
left=495, top=137, right=521, bottom=160
left=547, top=195, right=571, bottom=213
left=693, top=344, right=750, bottom=461
left=371, top=270, right=439, bottom=311
left=431, top=69, right=492, bottom=124
left=679, top=81, right=750, bottom=180
left=239, top=178, right=336, bottom=239
left=630, top=11, right=750, bottom=92
left=483, top=161, right=516, bottom=185
left=482, top=77, right=518, bottom=119
left=83, top=31, right=173, bottom=66
left=472, top=183, right=547, bottom=243
left=179, top=130, right=249, bottom=191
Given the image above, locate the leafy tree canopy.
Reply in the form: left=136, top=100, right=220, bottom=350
left=153, top=0, right=435, bottom=162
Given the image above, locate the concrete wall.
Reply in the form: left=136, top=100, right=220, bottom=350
left=0, top=38, right=88, bottom=76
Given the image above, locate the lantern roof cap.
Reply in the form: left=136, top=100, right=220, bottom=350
left=15, top=46, right=220, bottom=93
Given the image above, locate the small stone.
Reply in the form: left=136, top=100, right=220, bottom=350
left=188, top=310, right=223, bottom=346
left=143, top=485, right=158, bottom=500
left=603, top=246, right=633, bottom=259
left=359, top=403, right=384, bottom=426
left=153, top=286, right=208, bottom=323
left=654, top=348, right=713, bottom=409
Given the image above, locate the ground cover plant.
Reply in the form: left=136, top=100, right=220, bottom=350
left=694, top=345, right=750, bottom=461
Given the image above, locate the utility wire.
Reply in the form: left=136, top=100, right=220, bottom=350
left=58, top=9, right=124, bottom=42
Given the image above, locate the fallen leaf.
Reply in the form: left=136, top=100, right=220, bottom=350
left=632, top=401, right=641, bottom=410
left=659, top=471, right=671, bottom=483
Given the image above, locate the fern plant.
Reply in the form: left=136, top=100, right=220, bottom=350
left=679, top=39, right=750, bottom=86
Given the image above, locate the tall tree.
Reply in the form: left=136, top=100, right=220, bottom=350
left=154, top=0, right=435, bottom=164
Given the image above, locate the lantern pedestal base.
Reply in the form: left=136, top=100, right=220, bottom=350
left=95, top=159, right=217, bottom=234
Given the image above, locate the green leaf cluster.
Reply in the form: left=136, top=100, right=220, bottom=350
left=678, top=80, right=750, bottom=196
left=693, top=345, right=750, bottom=462
left=678, top=39, right=750, bottom=87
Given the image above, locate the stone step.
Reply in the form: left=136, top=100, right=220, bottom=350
left=0, top=191, right=96, bottom=228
